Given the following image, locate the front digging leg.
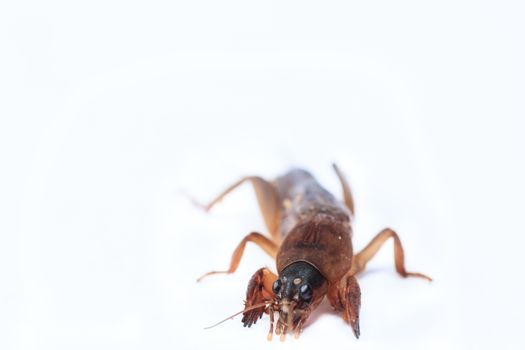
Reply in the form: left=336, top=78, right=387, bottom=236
left=242, top=267, right=278, bottom=340
left=327, top=273, right=361, bottom=339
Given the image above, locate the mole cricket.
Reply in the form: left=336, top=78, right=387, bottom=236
left=194, top=164, right=431, bottom=341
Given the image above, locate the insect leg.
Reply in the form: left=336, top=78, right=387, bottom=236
left=197, top=176, right=281, bottom=241
left=353, top=228, right=432, bottom=281
left=332, top=163, right=355, bottom=217
left=241, top=267, right=278, bottom=329
left=197, top=232, right=278, bottom=282
left=327, top=273, right=361, bottom=338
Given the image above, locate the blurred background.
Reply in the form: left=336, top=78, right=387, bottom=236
left=1, top=1, right=524, bottom=349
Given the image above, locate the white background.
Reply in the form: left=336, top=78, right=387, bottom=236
left=1, top=1, right=524, bottom=349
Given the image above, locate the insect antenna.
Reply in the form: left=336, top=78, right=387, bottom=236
left=204, top=302, right=271, bottom=330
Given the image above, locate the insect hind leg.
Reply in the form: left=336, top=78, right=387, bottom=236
left=196, top=176, right=282, bottom=242
left=332, top=164, right=355, bottom=217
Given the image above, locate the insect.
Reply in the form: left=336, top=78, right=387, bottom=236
left=196, top=164, right=431, bottom=341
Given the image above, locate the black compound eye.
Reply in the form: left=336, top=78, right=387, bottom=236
left=272, top=279, right=282, bottom=294
left=299, top=284, right=312, bottom=301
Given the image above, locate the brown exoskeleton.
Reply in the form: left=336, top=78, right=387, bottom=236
left=196, top=165, right=431, bottom=340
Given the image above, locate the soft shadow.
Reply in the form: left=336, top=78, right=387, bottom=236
left=302, top=298, right=338, bottom=330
